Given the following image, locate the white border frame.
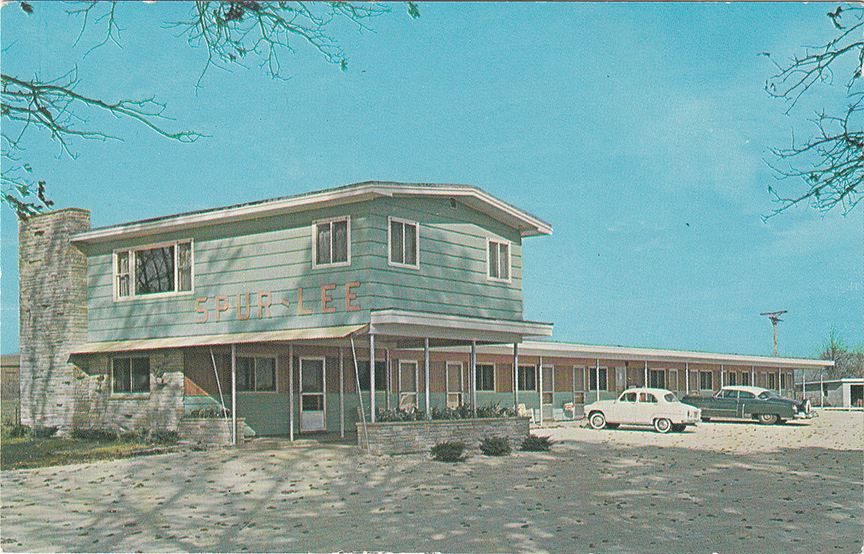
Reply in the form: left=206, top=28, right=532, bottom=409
left=387, top=216, right=420, bottom=270
left=311, top=216, right=351, bottom=269
left=113, top=238, right=194, bottom=302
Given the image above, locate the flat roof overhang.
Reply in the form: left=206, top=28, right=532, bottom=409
left=71, top=324, right=367, bottom=355
left=364, top=309, right=553, bottom=348
left=459, top=340, right=834, bottom=369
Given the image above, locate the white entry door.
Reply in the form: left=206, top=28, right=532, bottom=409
left=300, top=358, right=326, bottom=431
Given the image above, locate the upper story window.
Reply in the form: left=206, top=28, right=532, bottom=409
left=112, top=356, right=150, bottom=395
left=487, top=239, right=511, bottom=282
left=389, top=217, right=419, bottom=269
left=114, top=240, right=193, bottom=300
left=313, top=217, right=350, bottom=268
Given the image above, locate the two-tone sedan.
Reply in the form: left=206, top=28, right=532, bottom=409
left=681, top=386, right=815, bottom=425
left=584, top=387, right=702, bottom=433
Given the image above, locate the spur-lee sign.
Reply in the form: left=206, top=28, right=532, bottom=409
left=194, top=282, right=361, bottom=324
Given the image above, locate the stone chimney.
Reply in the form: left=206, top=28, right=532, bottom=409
left=19, top=208, right=90, bottom=432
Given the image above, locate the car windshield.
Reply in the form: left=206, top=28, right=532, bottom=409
left=664, top=392, right=678, bottom=403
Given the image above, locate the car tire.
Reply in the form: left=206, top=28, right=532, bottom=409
left=653, top=418, right=672, bottom=433
left=588, top=412, right=607, bottom=430
left=757, top=413, right=779, bottom=425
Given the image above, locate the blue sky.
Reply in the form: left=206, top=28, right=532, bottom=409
left=1, top=2, right=861, bottom=358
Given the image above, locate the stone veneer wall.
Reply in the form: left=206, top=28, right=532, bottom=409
left=71, top=350, right=185, bottom=432
left=19, top=209, right=90, bottom=432
left=178, top=418, right=247, bottom=445
left=357, top=417, right=531, bottom=455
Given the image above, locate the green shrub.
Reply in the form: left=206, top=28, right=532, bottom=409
left=520, top=434, right=554, bottom=452
left=430, top=440, right=466, bottom=462
left=476, top=402, right=516, bottom=418
left=71, top=428, right=119, bottom=442
left=148, top=429, right=179, bottom=445
left=32, top=425, right=58, bottom=438
left=120, top=429, right=147, bottom=443
left=376, top=407, right=428, bottom=422
left=9, top=424, right=31, bottom=438
left=189, top=407, right=231, bottom=419
left=479, top=435, right=511, bottom=456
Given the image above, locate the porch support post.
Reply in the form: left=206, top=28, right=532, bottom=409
left=385, top=348, right=390, bottom=411
left=644, top=361, right=648, bottom=387
left=289, top=344, right=294, bottom=442
left=423, top=338, right=431, bottom=418
left=538, top=356, right=544, bottom=426
left=820, top=371, right=824, bottom=407
left=513, top=343, right=519, bottom=409
left=231, top=344, right=237, bottom=445
left=721, top=365, right=724, bottom=389
left=572, top=365, right=576, bottom=405
left=685, top=362, right=689, bottom=394
left=751, top=365, right=755, bottom=387
left=370, top=333, right=376, bottom=423
left=339, top=347, right=345, bottom=438
left=595, top=359, right=600, bottom=402
left=471, top=340, right=477, bottom=415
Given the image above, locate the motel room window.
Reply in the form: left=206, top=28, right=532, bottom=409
left=700, top=371, right=713, bottom=391
left=649, top=369, right=665, bottom=389
left=588, top=367, right=608, bottom=391
left=476, top=364, right=495, bottom=392
left=357, top=361, right=387, bottom=392
left=112, top=357, right=150, bottom=394
left=767, top=372, right=777, bottom=390
left=487, top=239, right=510, bottom=282
left=389, top=217, right=419, bottom=269
left=727, top=372, right=737, bottom=386
left=741, top=372, right=750, bottom=386
left=314, top=217, right=350, bottom=267
left=114, top=240, right=193, bottom=300
left=236, top=357, right=276, bottom=392
left=517, top=365, right=536, bottom=391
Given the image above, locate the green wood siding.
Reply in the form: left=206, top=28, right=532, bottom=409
left=86, top=196, right=527, bottom=343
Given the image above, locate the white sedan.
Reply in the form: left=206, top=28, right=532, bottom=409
left=584, top=387, right=702, bottom=433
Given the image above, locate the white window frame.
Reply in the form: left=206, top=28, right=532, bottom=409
left=113, top=239, right=194, bottom=301
left=388, top=216, right=420, bottom=270
left=398, top=360, right=419, bottom=410
left=235, top=356, right=277, bottom=393
left=312, top=216, right=351, bottom=269
left=476, top=363, right=496, bottom=392
left=486, top=238, right=512, bottom=283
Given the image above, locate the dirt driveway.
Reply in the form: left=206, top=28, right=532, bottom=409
left=1, top=410, right=861, bottom=553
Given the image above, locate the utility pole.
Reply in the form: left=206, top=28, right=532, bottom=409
left=760, top=310, right=788, bottom=357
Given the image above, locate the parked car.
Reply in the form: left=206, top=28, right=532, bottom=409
left=681, top=386, right=814, bottom=425
left=584, top=387, right=702, bottom=433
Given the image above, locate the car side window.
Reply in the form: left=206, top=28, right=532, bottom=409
left=723, top=389, right=738, bottom=399
left=621, top=392, right=637, bottom=402
left=639, top=393, right=657, bottom=403
left=739, top=391, right=755, bottom=399
left=757, top=392, right=770, bottom=400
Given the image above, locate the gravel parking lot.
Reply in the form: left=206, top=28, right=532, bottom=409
left=1, top=410, right=861, bottom=553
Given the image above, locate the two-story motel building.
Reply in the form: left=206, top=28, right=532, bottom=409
left=18, top=182, right=831, bottom=438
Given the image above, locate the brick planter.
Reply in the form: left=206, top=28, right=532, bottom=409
left=357, top=417, right=531, bottom=455
left=179, top=418, right=247, bottom=445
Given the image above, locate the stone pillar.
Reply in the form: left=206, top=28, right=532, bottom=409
left=19, top=208, right=90, bottom=433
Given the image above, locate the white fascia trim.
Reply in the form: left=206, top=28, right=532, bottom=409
left=369, top=309, right=553, bottom=337
left=72, top=182, right=552, bottom=244
left=484, top=340, right=834, bottom=369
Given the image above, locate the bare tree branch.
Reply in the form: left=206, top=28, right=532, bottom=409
left=764, top=5, right=864, bottom=218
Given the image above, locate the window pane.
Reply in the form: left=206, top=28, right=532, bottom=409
left=391, top=220, right=404, bottom=264
left=404, top=223, right=417, bottom=265
left=135, top=246, right=175, bottom=295
left=256, top=358, right=276, bottom=391
left=499, top=243, right=509, bottom=280
left=301, top=359, right=324, bottom=393
left=476, top=364, right=495, bottom=391
left=488, top=242, right=499, bottom=278
left=237, top=358, right=255, bottom=391
left=333, top=220, right=348, bottom=263
left=178, top=243, right=192, bottom=291
left=117, top=251, right=129, bottom=274
left=518, top=366, right=536, bottom=391
left=400, top=362, right=416, bottom=391
left=131, top=358, right=150, bottom=393
left=112, top=358, right=131, bottom=393
left=118, top=275, right=130, bottom=298
left=357, top=361, right=387, bottom=391
left=316, top=223, right=331, bottom=265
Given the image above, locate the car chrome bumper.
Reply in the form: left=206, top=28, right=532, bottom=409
left=793, top=411, right=818, bottom=419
